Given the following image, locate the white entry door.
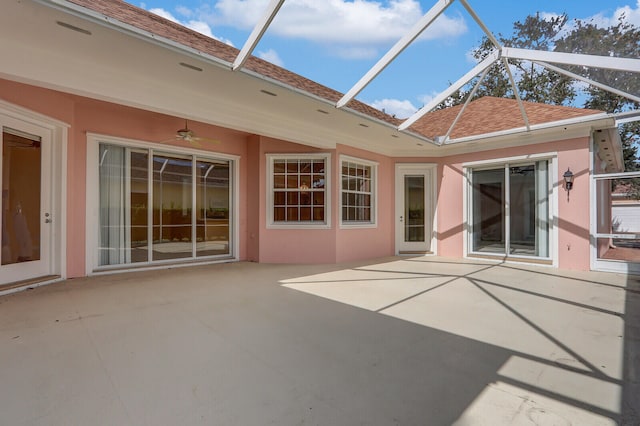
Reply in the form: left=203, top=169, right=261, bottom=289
left=1, top=117, right=52, bottom=284
left=395, top=164, right=436, bottom=254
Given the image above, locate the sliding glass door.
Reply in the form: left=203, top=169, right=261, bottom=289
left=97, top=143, right=232, bottom=268
left=470, top=160, right=550, bottom=259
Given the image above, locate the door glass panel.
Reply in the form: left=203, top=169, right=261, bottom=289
left=152, top=154, right=193, bottom=260
left=2, top=128, right=41, bottom=265
left=508, top=163, right=550, bottom=257
left=196, top=159, right=230, bottom=257
left=130, top=151, right=149, bottom=263
left=404, top=175, right=425, bottom=242
left=472, top=168, right=505, bottom=254
left=98, top=146, right=149, bottom=266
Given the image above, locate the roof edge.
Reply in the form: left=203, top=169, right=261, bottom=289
left=443, top=112, right=613, bottom=145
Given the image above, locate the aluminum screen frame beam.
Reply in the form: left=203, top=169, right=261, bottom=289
left=534, top=61, right=640, bottom=104
left=232, top=0, right=285, bottom=71
left=398, top=50, right=500, bottom=131
left=336, top=0, right=455, bottom=109
left=502, top=48, right=640, bottom=73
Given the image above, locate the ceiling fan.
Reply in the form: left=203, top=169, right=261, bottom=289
left=161, top=119, right=220, bottom=146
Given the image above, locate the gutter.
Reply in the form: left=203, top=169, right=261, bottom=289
left=442, top=113, right=614, bottom=145
left=34, top=0, right=436, bottom=146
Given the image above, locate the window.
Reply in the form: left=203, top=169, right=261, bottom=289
left=267, top=154, right=330, bottom=227
left=340, top=156, right=377, bottom=226
left=95, top=141, right=233, bottom=268
left=467, top=158, right=552, bottom=260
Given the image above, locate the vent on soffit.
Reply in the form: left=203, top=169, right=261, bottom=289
left=56, top=21, right=92, bottom=35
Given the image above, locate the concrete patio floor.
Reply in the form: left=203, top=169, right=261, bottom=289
left=1, top=257, right=639, bottom=425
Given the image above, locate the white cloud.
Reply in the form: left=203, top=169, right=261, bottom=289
left=147, top=1, right=467, bottom=60
left=149, top=7, right=178, bottom=23
left=612, top=0, right=640, bottom=26
left=580, top=1, right=640, bottom=28
left=257, top=49, right=284, bottom=66
left=211, top=0, right=467, bottom=59
left=369, top=98, right=418, bottom=119
left=147, top=7, right=234, bottom=46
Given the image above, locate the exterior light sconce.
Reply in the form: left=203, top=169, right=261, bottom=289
left=563, top=168, right=574, bottom=200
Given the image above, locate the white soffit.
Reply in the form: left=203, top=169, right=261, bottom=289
left=29, top=0, right=640, bottom=145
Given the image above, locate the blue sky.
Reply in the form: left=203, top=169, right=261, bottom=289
left=133, top=0, right=640, bottom=118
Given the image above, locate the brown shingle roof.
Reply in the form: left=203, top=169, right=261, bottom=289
left=409, top=96, right=603, bottom=140
left=66, top=0, right=401, bottom=127
left=65, top=1, right=602, bottom=141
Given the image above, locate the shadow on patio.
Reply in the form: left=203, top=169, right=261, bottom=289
left=1, top=257, right=638, bottom=425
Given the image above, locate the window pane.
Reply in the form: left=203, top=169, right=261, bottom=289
left=195, top=159, right=230, bottom=257
left=313, top=207, right=324, bottom=221
left=300, top=161, right=311, bottom=173
left=597, top=176, right=640, bottom=263
left=273, top=160, right=285, bottom=173
left=341, top=160, right=374, bottom=224
left=274, top=191, right=286, bottom=205
left=300, top=207, right=311, bottom=221
left=287, top=175, right=298, bottom=189
left=287, top=207, right=298, bottom=221
left=286, top=192, right=299, bottom=205
left=274, top=175, right=285, bottom=189
left=153, top=154, right=193, bottom=260
left=272, top=157, right=326, bottom=223
left=274, top=207, right=285, bottom=221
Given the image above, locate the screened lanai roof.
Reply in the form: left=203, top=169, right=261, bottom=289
left=21, top=0, right=640, bottom=150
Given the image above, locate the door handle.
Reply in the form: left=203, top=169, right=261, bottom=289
left=400, top=215, right=403, bottom=222
left=44, top=212, right=51, bottom=223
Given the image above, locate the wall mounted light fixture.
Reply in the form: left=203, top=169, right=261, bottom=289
left=563, top=168, right=574, bottom=200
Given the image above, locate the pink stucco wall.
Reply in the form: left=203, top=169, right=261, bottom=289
left=1, top=79, right=249, bottom=277
left=249, top=136, right=337, bottom=263
left=1, top=77, right=596, bottom=273
left=335, top=145, right=395, bottom=262
left=431, top=137, right=592, bottom=270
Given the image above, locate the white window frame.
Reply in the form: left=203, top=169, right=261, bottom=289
left=339, top=155, right=378, bottom=228
left=86, top=133, right=240, bottom=274
left=266, top=153, right=331, bottom=229
left=463, top=152, right=558, bottom=266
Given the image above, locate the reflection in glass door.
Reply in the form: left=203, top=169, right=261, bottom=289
left=2, top=129, right=41, bottom=265
left=469, top=161, right=550, bottom=259
left=395, top=164, right=435, bottom=254
left=97, top=143, right=233, bottom=268
left=404, top=175, right=425, bottom=242
left=1, top=125, right=51, bottom=284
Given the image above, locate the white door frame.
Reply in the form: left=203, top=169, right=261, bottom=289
left=394, top=163, right=437, bottom=255
left=0, top=100, right=67, bottom=285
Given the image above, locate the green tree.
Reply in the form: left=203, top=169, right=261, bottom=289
left=445, top=13, right=640, bottom=173
left=452, top=13, right=575, bottom=105
left=556, top=17, right=640, bottom=172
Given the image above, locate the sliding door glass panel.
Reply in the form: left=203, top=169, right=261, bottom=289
left=153, top=154, right=193, bottom=260
left=2, top=129, right=41, bottom=265
left=404, top=176, right=425, bottom=242
left=98, top=144, right=126, bottom=266
left=509, top=165, right=536, bottom=255
left=535, top=161, right=549, bottom=257
left=196, top=159, right=230, bottom=257
left=130, top=150, right=149, bottom=263
left=472, top=168, right=505, bottom=254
